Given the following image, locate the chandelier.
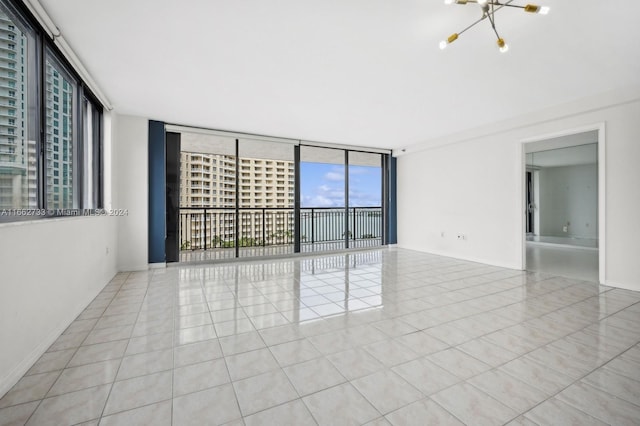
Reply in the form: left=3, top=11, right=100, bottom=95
left=440, top=0, right=550, bottom=53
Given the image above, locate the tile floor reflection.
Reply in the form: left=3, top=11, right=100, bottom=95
left=179, top=239, right=382, bottom=263
left=1, top=248, right=639, bottom=425
left=526, top=243, right=599, bottom=283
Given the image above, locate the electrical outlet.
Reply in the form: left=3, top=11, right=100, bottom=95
left=457, top=233, right=466, bottom=240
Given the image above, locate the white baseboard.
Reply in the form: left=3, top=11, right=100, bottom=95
left=604, top=280, right=640, bottom=292
left=148, top=262, right=167, bottom=269
left=0, top=289, right=102, bottom=398
left=397, top=245, right=522, bottom=271
left=118, top=263, right=149, bottom=272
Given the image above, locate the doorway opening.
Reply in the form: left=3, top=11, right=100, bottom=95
left=522, top=128, right=604, bottom=283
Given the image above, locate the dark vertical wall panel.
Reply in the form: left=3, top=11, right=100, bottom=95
left=165, top=132, right=181, bottom=262
left=389, top=156, right=398, bottom=244
left=148, top=120, right=166, bottom=263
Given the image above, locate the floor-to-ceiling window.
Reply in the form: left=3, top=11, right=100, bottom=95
left=299, top=147, right=383, bottom=253
left=169, top=127, right=389, bottom=262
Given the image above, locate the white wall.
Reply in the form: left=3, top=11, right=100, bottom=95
left=397, top=137, right=522, bottom=269
left=0, top=113, right=153, bottom=398
left=538, top=164, right=598, bottom=239
left=0, top=217, right=118, bottom=397
left=114, top=114, right=149, bottom=271
left=0, top=112, right=120, bottom=397
left=397, top=90, right=640, bottom=291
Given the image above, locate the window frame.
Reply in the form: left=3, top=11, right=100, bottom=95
left=0, top=0, right=104, bottom=222
left=81, top=91, right=103, bottom=209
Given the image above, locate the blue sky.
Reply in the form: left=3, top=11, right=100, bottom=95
left=300, top=162, right=381, bottom=207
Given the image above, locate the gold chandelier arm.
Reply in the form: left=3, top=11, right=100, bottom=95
left=456, top=14, right=487, bottom=37
left=486, top=5, right=502, bottom=40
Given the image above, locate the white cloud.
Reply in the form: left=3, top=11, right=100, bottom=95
left=302, top=183, right=345, bottom=207
left=324, top=171, right=344, bottom=181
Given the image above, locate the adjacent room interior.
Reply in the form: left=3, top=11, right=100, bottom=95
left=1, top=0, right=639, bottom=425
left=524, top=131, right=600, bottom=282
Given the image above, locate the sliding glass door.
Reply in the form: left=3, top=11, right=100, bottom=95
left=238, top=138, right=295, bottom=258
left=348, top=151, right=383, bottom=249
left=300, top=146, right=347, bottom=252
left=179, top=132, right=237, bottom=262
left=299, top=147, right=383, bottom=253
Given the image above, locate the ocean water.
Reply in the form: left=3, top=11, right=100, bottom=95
left=300, top=210, right=382, bottom=243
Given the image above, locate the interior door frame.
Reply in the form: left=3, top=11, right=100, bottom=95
left=525, top=170, right=534, bottom=234
left=520, top=123, right=606, bottom=284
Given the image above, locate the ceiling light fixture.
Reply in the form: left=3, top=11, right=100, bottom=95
left=439, top=0, right=550, bottom=53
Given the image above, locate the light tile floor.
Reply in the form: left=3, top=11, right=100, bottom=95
left=526, top=243, right=599, bottom=282
left=2, top=248, right=640, bottom=425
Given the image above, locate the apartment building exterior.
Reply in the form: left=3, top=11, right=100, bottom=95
left=44, top=57, right=74, bottom=209
left=0, top=11, right=34, bottom=208
left=179, top=151, right=295, bottom=249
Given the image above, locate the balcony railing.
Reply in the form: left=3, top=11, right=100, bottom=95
left=178, top=206, right=382, bottom=252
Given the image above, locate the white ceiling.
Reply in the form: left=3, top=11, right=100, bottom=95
left=38, top=0, right=640, bottom=149
left=525, top=130, right=598, bottom=154
left=526, top=142, right=597, bottom=168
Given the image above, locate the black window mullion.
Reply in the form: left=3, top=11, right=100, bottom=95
left=39, top=32, right=46, bottom=211
left=344, top=150, right=349, bottom=249
left=77, top=86, right=86, bottom=209
left=94, top=104, right=103, bottom=209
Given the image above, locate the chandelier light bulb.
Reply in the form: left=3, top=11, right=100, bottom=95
left=524, top=4, right=550, bottom=14
left=439, top=40, right=448, bottom=49
left=497, top=38, right=509, bottom=53
left=444, top=0, right=455, bottom=4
